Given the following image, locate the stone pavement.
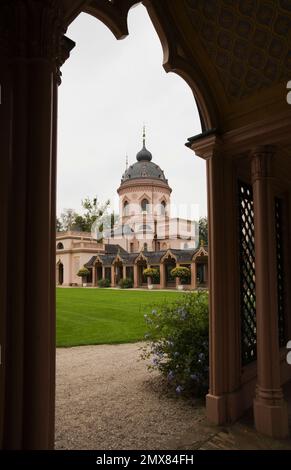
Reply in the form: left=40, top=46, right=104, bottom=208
left=173, top=384, right=291, bottom=450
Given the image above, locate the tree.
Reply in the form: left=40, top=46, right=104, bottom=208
left=77, top=196, right=110, bottom=233
left=199, top=217, right=208, bottom=245
left=59, top=208, right=79, bottom=232
left=57, top=197, right=111, bottom=233
left=56, top=217, right=62, bottom=232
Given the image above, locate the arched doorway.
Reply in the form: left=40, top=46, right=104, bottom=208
left=137, top=259, right=147, bottom=287
left=114, top=261, right=123, bottom=285
left=93, top=262, right=103, bottom=286
left=57, top=262, right=64, bottom=286
left=4, top=0, right=291, bottom=451
left=161, top=252, right=177, bottom=288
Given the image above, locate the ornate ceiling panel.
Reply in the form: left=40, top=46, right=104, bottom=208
left=184, top=0, right=291, bottom=100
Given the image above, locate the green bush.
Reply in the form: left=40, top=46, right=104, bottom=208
left=118, top=277, right=133, bottom=289
left=152, top=270, right=160, bottom=284
left=77, top=267, right=90, bottom=278
left=141, top=291, right=209, bottom=396
left=98, top=278, right=111, bottom=288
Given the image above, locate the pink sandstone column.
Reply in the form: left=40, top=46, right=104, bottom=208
left=251, top=146, right=288, bottom=438
left=160, top=264, right=166, bottom=289
left=191, top=262, right=197, bottom=289
left=111, top=266, right=116, bottom=287
left=133, top=264, right=139, bottom=288
left=92, top=265, right=96, bottom=286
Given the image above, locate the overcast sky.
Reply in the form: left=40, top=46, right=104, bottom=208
left=57, top=3, right=207, bottom=219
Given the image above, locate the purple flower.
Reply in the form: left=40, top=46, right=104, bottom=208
left=167, top=371, right=175, bottom=381
left=190, top=374, right=198, bottom=381
left=151, top=309, right=157, bottom=315
left=176, top=385, right=183, bottom=394
left=174, top=351, right=179, bottom=357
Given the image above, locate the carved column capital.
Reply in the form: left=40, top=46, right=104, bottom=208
left=0, top=0, right=74, bottom=83
left=251, top=145, right=276, bottom=183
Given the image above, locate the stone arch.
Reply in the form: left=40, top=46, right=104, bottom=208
left=56, top=260, right=64, bottom=286
left=160, top=250, right=177, bottom=288
left=158, top=198, right=167, bottom=216
left=143, top=0, right=218, bottom=130
left=141, top=197, right=150, bottom=214
left=112, top=254, right=125, bottom=284
left=135, top=251, right=148, bottom=286
left=123, top=199, right=130, bottom=216
left=64, top=1, right=216, bottom=130
left=3, top=0, right=291, bottom=450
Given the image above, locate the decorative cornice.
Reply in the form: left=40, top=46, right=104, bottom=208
left=221, top=111, right=291, bottom=157
left=134, top=252, right=148, bottom=264
left=112, top=254, right=124, bottom=265
left=118, top=182, right=172, bottom=195
left=160, top=249, right=177, bottom=263
left=192, top=246, right=208, bottom=261
left=56, top=248, right=102, bottom=255
left=93, top=254, right=103, bottom=265
left=188, top=133, right=222, bottom=160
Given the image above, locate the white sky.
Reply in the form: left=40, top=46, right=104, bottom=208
left=57, top=3, right=207, bottom=219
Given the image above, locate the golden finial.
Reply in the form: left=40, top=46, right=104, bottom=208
left=143, top=124, right=146, bottom=147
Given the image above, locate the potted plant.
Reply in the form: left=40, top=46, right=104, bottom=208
left=143, top=267, right=158, bottom=290
left=171, top=266, right=191, bottom=290
left=77, top=266, right=90, bottom=287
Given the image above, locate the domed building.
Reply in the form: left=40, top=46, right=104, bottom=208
left=106, top=128, right=197, bottom=253
left=56, top=130, right=208, bottom=289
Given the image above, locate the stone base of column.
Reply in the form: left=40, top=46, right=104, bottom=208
left=254, top=394, right=289, bottom=438
left=206, top=393, right=227, bottom=425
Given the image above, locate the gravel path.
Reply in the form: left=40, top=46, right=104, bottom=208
left=55, top=343, right=206, bottom=450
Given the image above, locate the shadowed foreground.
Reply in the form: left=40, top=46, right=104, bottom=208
left=55, top=343, right=291, bottom=450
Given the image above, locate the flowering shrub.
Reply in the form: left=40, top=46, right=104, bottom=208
left=170, top=266, right=191, bottom=285
left=141, top=291, right=209, bottom=396
left=143, top=267, right=159, bottom=279
left=170, top=266, right=190, bottom=278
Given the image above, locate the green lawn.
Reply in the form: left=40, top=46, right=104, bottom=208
left=56, top=288, right=180, bottom=347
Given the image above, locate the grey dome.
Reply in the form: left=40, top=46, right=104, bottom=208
left=120, top=129, right=170, bottom=187
left=136, top=143, right=152, bottom=162
left=121, top=160, right=168, bottom=184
